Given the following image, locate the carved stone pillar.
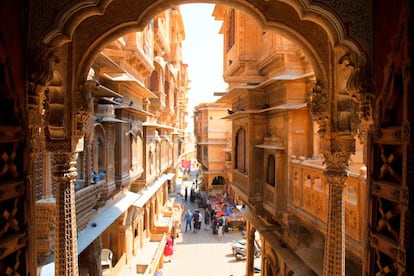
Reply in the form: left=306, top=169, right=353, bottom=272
left=145, top=206, right=150, bottom=235
left=87, top=237, right=102, bottom=276
left=51, top=147, right=79, bottom=276
left=307, top=43, right=372, bottom=275
left=322, top=137, right=354, bottom=276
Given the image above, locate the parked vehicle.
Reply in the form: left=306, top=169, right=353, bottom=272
left=231, top=239, right=261, bottom=260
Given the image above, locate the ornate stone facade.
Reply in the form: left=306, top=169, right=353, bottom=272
left=0, top=0, right=412, bottom=275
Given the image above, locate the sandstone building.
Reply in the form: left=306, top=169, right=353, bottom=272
left=193, top=102, right=232, bottom=196
left=211, top=6, right=366, bottom=275
left=1, top=4, right=189, bottom=276
left=0, top=0, right=412, bottom=276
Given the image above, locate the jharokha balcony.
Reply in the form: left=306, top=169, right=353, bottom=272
left=232, top=155, right=366, bottom=259
left=289, top=157, right=367, bottom=256
left=75, top=181, right=104, bottom=232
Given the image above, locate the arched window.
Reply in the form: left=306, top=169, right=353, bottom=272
left=130, top=130, right=143, bottom=173
left=93, top=125, right=106, bottom=176
left=235, top=128, right=246, bottom=173
left=226, top=9, right=235, bottom=52
left=212, top=176, right=225, bottom=185
left=97, top=137, right=105, bottom=172
left=149, top=69, right=161, bottom=91
left=267, top=155, right=275, bottom=186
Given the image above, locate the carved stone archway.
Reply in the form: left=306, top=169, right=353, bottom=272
left=27, top=1, right=371, bottom=275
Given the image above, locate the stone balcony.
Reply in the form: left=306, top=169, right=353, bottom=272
left=290, top=157, right=367, bottom=255
left=35, top=181, right=104, bottom=262
left=75, top=181, right=104, bottom=232
left=135, top=233, right=166, bottom=276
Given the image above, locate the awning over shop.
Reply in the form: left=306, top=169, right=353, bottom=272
left=133, top=174, right=169, bottom=208
left=77, top=191, right=140, bottom=253
left=97, top=116, right=128, bottom=123
left=165, top=173, right=175, bottom=180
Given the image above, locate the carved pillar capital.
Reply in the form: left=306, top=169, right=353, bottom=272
left=321, top=136, right=355, bottom=171
left=51, top=151, right=78, bottom=183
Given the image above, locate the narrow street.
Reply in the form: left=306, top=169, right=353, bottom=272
left=160, top=169, right=259, bottom=276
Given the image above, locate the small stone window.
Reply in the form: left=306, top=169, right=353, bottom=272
left=267, top=154, right=275, bottom=186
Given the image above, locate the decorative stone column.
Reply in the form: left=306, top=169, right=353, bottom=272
left=321, top=137, right=354, bottom=276
left=51, top=148, right=79, bottom=276
left=308, top=44, right=372, bottom=275
left=86, top=238, right=102, bottom=276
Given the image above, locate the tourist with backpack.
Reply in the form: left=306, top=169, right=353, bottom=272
left=192, top=209, right=200, bottom=233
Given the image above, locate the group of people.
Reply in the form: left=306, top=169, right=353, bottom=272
left=183, top=207, right=228, bottom=238
left=183, top=209, right=203, bottom=233
left=184, top=186, right=197, bottom=203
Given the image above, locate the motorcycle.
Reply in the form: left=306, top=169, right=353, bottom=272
left=231, top=239, right=261, bottom=260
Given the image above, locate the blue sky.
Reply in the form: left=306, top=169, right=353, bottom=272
left=180, top=4, right=227, bottom=112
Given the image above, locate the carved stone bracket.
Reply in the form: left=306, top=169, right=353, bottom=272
left=309, top=46, right=374, bottom=143
left=75, top=81, right=94, bottom=137
left=335, top=49, right=374, bottom=137
left=27, top=44, right=59, bottom=154
left=29, top=44, right=68, bottom=141
left=307, top=81, right=329, bottom=136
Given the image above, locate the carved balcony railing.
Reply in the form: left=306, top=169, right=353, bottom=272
left=35, top=198, right=56, bottom=262
left=75, top=181, right=104, bottom=232
left=290, top=158, right=366, bottom=243
left=233, top=170, right=249, bottom=196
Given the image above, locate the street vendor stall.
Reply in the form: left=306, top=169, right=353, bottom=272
left=208, top=193, right=245, bottom=232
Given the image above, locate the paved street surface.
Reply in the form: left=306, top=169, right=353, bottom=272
left=160, top=169, right=259, bottom=276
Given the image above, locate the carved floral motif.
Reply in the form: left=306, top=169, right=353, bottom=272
left=307, top=82, right=328, bottom=135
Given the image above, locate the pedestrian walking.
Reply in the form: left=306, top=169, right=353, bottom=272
left=212, top=213, right=218, bottom=235
left=198, top=210, right=202, bottom=231
left=190, top=188, right=195, bottom=202
left=218, top=216, right=224, bottom=238
left=206, top=197, right=211, bottom=209
left=183, top=209, right=193, bottom=232
left=204, top=208, right=211, bottom=230
left=184, top=187, right=188, bottom=201
left=192, top=209, right=200, bottom=233
left=163, top=235, right=174, bottom=262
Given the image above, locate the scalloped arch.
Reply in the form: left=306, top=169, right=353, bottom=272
left=36, top=0, right=368, bottom=98
left=43, top=0, right=356, bottom=50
